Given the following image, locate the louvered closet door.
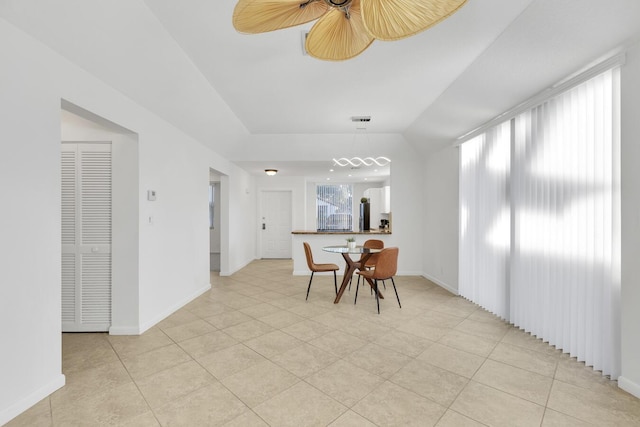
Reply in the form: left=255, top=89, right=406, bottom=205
left=61, top=143, right=112, bottom=332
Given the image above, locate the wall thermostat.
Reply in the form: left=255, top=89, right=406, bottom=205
left=147, top=190, right=157, bottom=201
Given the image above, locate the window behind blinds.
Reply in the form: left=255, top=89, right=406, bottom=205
left=316, top=184, right=353, bottom=231
left=459, top=67, right=621, bottom=377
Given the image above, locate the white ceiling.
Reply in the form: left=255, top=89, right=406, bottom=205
left=143, top=0, right=534, bottom=136
left=2, top=0, right=640, bottom=168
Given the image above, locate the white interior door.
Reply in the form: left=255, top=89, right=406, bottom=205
left=61, top=142, right=112, bottom=332
left=260, top=190, right=292, bottom=259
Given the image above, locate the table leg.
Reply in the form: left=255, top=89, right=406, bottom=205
left=334, top=253, right=356, bottom=303
left=334, top=253, right=384, bottom=303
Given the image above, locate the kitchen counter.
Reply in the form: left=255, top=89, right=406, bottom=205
left=291, top=230, right=391, bottom=235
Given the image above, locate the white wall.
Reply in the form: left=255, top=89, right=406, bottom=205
left=620, top=41, right=640, bottom=398
left=0, top=17, right=254, bottom=424
left=422, top=146, right=460, bottom=293
left=0, top=20, right=66, bottom=425
left=305, top=180, right=317, bottom=230
left=135, top=120, right=212, bottom=330
left=389, top=140, right=426, bottom=275
left=222, top=163, right=256, bottom=276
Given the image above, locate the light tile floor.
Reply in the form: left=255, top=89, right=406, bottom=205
left=8, top=259, right=640, bottom=426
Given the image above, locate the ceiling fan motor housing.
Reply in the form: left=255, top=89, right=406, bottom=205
left=325, top=0, right=352, bottom=7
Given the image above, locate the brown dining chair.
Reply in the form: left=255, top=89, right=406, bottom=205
left=348, top=239, right=384, bottom=291
left=303, top=242, right=339, bottom=301
left=356, top=247, right=401, bottom=314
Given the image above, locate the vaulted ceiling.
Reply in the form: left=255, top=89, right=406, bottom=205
left=2, top=0, right=639, bottom=160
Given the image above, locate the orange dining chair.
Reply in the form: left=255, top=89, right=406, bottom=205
left=356, top=247, right=401, bottom=314
left=303, top=242, right=339, bottom=301
left=348, top=239, right=384, bottom=291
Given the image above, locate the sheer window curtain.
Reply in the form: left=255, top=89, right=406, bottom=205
left=459, top=68, right=621, bottom=377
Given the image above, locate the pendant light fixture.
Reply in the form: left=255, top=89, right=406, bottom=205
left=332, top=116, right=391, bottom=167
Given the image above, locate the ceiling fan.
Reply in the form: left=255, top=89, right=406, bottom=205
left=232, top=0, right=468, bottom=61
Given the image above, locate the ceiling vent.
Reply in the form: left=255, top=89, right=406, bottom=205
left=351, top=116, right=371, bottom=122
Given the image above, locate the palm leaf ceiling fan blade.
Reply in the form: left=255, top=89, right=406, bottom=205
left=305, top=0, right=374, bottom=61
left=233, top=0, right=329, bottom=33
left=361, top=0, right=467, bottom=41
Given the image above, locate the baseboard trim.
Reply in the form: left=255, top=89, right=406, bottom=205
left=397, top=270, right=424, bottom=276
left=0, top=374, right=65, bottom=426
left=422, top=273, right=459, bottom=295
left=109, top=326, right=141, bottom=335
left=618, top=375, right=640, bottom=398
left=221, top=258, right=255, bottom=276
left=138, top=283, right=211, bottom=335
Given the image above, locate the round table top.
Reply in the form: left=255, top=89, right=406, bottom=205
left=322, top=245, right=382, bottom=254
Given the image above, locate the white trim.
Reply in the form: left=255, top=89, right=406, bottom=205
left=455, top=52, right=626, bottom=146
left=0, top=374, right=65, bottom=426
left=422, top=273, right=459, bottom=295
left=108, top=326, right=142, bottom=335
left=618, top=376, right=640, bottom=399
left=62, top=323, right=111, bottom=333
left=220, top=257, right=255, bottom=276
left=397, top=270, right=424, bottom=276
left=137, top=283, right=211, bottom=334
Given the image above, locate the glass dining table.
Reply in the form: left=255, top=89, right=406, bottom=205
left=322, top=245, right=384, bottom=304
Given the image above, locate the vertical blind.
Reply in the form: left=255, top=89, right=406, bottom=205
left=459, top=121, right=511, bottom=320
left=459, top=68, right=621, bottom=377
left=316, top=184, right=353, bottom=230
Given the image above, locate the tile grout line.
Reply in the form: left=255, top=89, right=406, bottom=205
left=103, top=333, right=164, bottom=427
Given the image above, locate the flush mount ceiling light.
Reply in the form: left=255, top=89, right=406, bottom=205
left=232, top=0, right=468, bottom=61
left=265, top=169, right=278, bottom=176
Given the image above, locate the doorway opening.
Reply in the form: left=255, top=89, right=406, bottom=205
left=61, top=101, right=139, bottom=334
left=209, top=169, right=222, bottom=271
